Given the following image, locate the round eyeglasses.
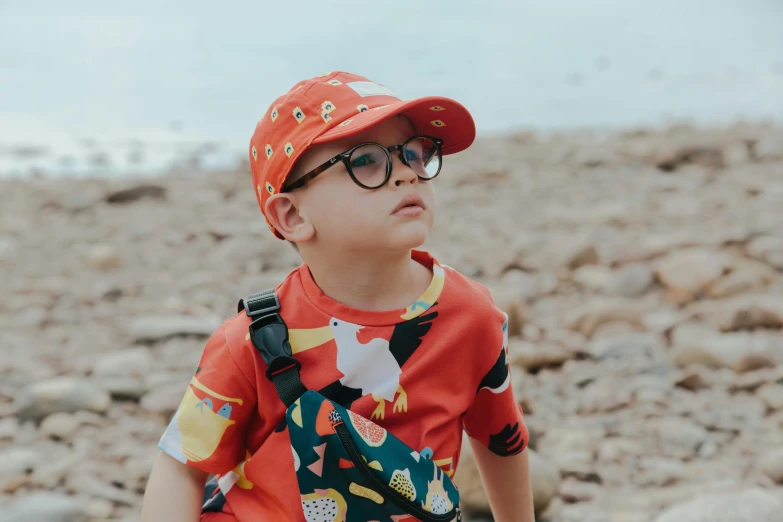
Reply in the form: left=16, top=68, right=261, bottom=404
left=283, top=135, right=443, bottom=191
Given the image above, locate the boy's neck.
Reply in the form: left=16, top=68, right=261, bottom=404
left=302, top=248, right=432, bottom=312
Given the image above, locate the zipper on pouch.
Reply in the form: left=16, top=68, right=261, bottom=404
left=333, top=421, right=459, bottom=522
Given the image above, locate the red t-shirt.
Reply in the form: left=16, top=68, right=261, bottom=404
left=158, top=250, right=527, bottom=521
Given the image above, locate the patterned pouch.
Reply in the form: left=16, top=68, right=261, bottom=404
left=240, top=290, right=461, bottom=522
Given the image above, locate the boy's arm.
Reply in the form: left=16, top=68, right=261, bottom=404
left=141, top=451, right=209, bottom=522
left=468, top=438, right=535, bottom=522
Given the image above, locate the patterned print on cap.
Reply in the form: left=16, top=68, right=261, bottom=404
left=284, top=142, right=294, bottom=157
left=339, top=119, right=353, bottom=127
left=322, top=101, right=336, bottom=113
left=265, top=144, right=273, bottom=158
left=265, top=182, right=275, bottom=195
left=431, top=120, right=446, bottom=128
left=430, top=106, right=446, bottom=111
left=251, top=146, right=258, bottom=161
left=270, top=107, right=278, bottom=122
left=292, top=107, right=306, bottom=124
left=328, top=79, right=342, bottom=86
left=357, top=104, right=369, bottom=113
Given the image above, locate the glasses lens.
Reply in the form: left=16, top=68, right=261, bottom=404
left=403, top=137, right=441, bottom=179
left=348, top=144, right=389, bottom=188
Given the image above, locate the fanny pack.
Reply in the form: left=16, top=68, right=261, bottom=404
left=239, top=289, right=462, bottom=522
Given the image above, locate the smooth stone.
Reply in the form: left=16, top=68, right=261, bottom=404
left=0, top=492, right=89, bottom=522
left=759, top=447, right=783, bottom=484
left=14, top=378, right=111, bottom=421
left=84, top=244, right=122, bottom=270
left=653, top=488, right=783, bottom=522
left=608, top=262, right=654, bottom=297
left=125, top=315, right=222, bottom=342
left=40, top=412, right=82, bottom=440
left=558, top=478, right=602, bottom=503
left=139, top=382, right=186, bottom=415
left=654, top=248, right=731, bottom=294
left=757, top=384, right=783, bottom=411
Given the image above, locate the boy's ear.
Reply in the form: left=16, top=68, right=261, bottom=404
left=264, top=193, right=314, bottom=243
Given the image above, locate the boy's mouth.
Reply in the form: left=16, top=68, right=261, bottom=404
left=392, top=194, right=425, bottom=216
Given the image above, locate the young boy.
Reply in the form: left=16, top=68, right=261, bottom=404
left=142, top=71, right=534, bottom=522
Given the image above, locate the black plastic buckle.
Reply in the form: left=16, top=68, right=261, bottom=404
left=248, top=312, right=301, bottom=381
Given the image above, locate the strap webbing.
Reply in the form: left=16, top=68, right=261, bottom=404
left=269, top=365, right=308, bottom=407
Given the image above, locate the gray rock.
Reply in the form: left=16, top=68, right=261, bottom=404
left=0, top=234, right=18, bottom=263
left=85, top=498, right=115, bottom=519
left=597, top=438, right=647, bottom=463
left=697, top=440, right=719, bottom=459
left=140, top=382, right=186, bottom=414
left=572, top=265, right=612, bottom=291
left=509, top=340, right=573, bottom=371
left=707, top=258, right=775, bottom=298
left=0, top=492, right=89, bottom=522
left=93, top=347, right=153, bottom=377
left=757, top=384, right=783, bottom=411
left=587, top=332, right=665, bottom=361
left=632, top=457, right=686, bottom=487
left=500, top=269, right=537, bottom=298
left=607, top=263, right=654, bottom=297
left=534, top=271, right=560, bottom=295
left=654, top=248, right=731, bottom=294
left=125, top=315, right=221, bottom=342
left=0, top=416, right=19, bottom=440
left=554, top=450, right=599, bottom=482
left=670, top=324, right=777, bottom=373
left=653, top=417, right=710, bottom=458
left=31, top=450, right=84, bottom=489
left=0, top=447, right=41, bottom=482
left=565, top=244, right=600, bottom=271
left=746, top=235, right=783, bottom=269
left=565, top=297, right=648, bottom=337
left=65, top=471, right=137, bottom=505
left=15, top=305, right=48, bottom=327
left=653, top=488, right=783, bottom=522
left=84, top=244, right=122, bottom=270
left=40, top=412, right=82, bottom=440
left=687, top=294, right=783, bottom=332
left=759, top=447, right=783, bottom=484
left=558, top=478, right=602, bottom=503
left=105, top=184, right=167, bottom=204
left=93, top=347, right=155, bottom=399
left=14, top=378, right=111, bottom=421
left=754, top=135, right=783, bottom=161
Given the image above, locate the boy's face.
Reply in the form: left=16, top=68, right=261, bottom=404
left=280, top=116, right=437, bottom=252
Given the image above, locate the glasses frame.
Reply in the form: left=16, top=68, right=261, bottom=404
left=283, top=135, right=444, bottom=192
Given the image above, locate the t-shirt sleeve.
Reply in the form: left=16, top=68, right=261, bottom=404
left=462, top=304, right=529, bottom=457
left=158, top=324, right=257, bottom=475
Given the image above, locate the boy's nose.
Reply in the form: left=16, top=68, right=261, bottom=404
left=389, top=155, right=417, bottom=187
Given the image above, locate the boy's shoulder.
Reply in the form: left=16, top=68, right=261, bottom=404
left=439, top=263, right=500, bottom=312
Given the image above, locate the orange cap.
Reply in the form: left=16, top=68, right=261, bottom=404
left=248, top=71, right=476, bottom=238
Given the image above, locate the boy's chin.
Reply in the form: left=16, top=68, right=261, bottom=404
left=382, top=224, right=430, bottom=251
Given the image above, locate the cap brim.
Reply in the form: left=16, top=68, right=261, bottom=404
left=311, top=96, right=475, bottom=155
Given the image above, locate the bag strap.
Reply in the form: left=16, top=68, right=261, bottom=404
left=238, top=290, right=308, bottom=407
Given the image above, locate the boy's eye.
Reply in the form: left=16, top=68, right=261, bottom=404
left=351, top=154, right=375, bottom=168
left=404, top=149, right=421, bottom=162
